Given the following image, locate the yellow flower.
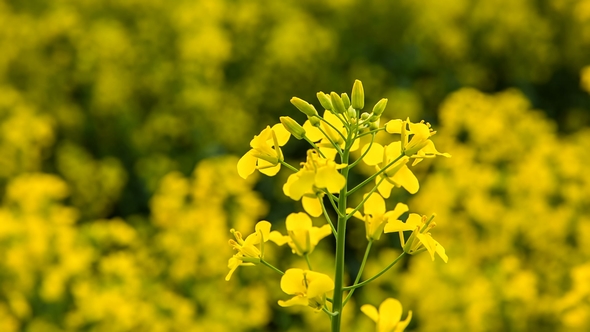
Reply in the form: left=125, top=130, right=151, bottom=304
left=384, top=213, right=448, bottom=262
left=237, top=124, right=291, bottom=179
left=226, top=221, right=272, bottom=281
left=283, top=150, right=346, bottom=217
left=303, top=110, right=360, bottom=158
left=347, top=194, right=408, bottom=241
left=385, top=118, right=450, bottom=165
left=361, top=141, right=419, bottom=196
left=361, top=298, right=412, bottom=332
left=278, top=268, right=334, bottom=311
left=269, top=212, right=332, bottom=256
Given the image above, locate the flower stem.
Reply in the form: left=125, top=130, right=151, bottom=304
left=321, top=198, right=337, bottom=238
left=260, top=259, right=284, bottom=275
left=343, top=252, right=406, bottom=290
left=280, top=160, right=299, bottom=173
left=343, top=240, right=373, bottom=306
left=305, top=254, right=313, bottom=270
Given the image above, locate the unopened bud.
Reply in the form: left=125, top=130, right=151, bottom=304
left=330, top=92, right=346, bottom=114
left=369, top=119, right=380, bottom=130
left=341, top=93, right=351, bottom=110
left=351, top=80, right=364, bottom=110
left=372, top=98, right=388, bottom=116
left=347, top=106, right=356, bottom=119
left=309, top=116, right=321, bottom=127
left=290, top=97, right=318, bottom=117
left=360, top=112, right=370, bottom=121
left=280, top=116, right=306, bottom=140
left=316, top=92, right=333, bottom=110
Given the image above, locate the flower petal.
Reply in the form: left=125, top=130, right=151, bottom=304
left=286, top=212, right=313, bottom=232
left=288, top=170, right=316, bottom=200
left=379, top=298, right=403, bottom=331
left=269, top=231, right=289, bottom=246
left=278, top=296, right=309, bottom=308
left=392, top=165, right=419, bottom=194
left=361, top=143, right=385, bottom=166
left=258, top=159, right=281, bottom=176
left=306, top=271, right=334, bottom=298
left=385, top=119, right=403, bottom=134
left=315, top=166, right=345, bottom=193
left=302, top=196, right=323, bottom=217
left=237, top=150, right=257, bottom=179
left=255, top=221, right=272, bottom=242
left=303, top=120, right=323, bottom=142
left=363, top=193, right=386, bottom=216
left=280, top=269, right=307, bottom=295
left=272, top=123, right=291, bottom=146
left=360, top=304, right=379, bottom=323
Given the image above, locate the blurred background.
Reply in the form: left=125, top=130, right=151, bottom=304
left=1, top=0, right=590, bottom=331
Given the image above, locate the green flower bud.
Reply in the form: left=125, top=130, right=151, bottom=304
left=369, top=119, right=380, bottom=130
left=316, top=92, right=333, bottom=110
left=368, top=114, right=380, bottom=122
left=360, top=112, right=370, bottom=121
left=347, top=106, right=356, bottom=119
left=330, top=92, right=346, bottom=114
left=290, top=97, right=318, bottom=117
left=309, top=116, right=321, bottom=127
left=280, top=116, right=306, bottom=140
left=351, top=79, right=364, bottom=110
left=341, top=93, right=351, bottom=110
left=372, top=98, right=388, bottom=116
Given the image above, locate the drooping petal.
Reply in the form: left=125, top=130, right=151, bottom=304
left=363, top=193, right=386, bottom=216
left=392, top=165, right=419, bottom=194
left=280, top=269, right=307, bottom=295
left=278, top=296, right=309, bottom=307
left=346, top=207, right=364, bottom=221
left=385, top=141, right=403, bottom=159
left=286, top=212, right=313, bottom=232
left=416, top=233, right=437, bottom=261
left=396, top=310, right=413, bottom=332
left=360, top=304, right=379, bottom=323
left=361, top=143, right=385, bottom=166
left=315, top=166, right=345, bottom=193
left=237, top=150, right=257, bottom=179
left=288, top=170, right=316, bottom=200
left=310, top=224, right=332, bottom=247
left=225, top=256, right=241, bottom=281
left=302, top=196, right=323, bottom=217
left=383, top=203, right=409, bottom=221
left=377, top=175, right=395, bottom=198
left=433, top=238, right=448, bottom=263
left=283, top=173, right=297, bottom=197
left=272, top=123, right=291, bottom=146
left=255, top=220, right=272, bottom=242
left=257, top=159, right=281, bottom=176
left=378, top=298, right=403, bottom=332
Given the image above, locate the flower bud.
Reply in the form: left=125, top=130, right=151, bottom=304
left=347, top=106, right=356, bottom=119
left=360, top=112, right=370, bottom=121
left=280, top=116, right=306, bottom=140
left=351, top=79, right=364, bottom=110
left=330, top=92, right=346, bottom=114
left=316, top=92, right=333, bottom=110
left=372, top=98, right=388, bottom=116
left=290, top=97, right=318, bottom=117
left=369, top=119, right=380, bottom=130
left=341, top=93, right=351, bottom=110
left=309, top=116, right=321, bottom=127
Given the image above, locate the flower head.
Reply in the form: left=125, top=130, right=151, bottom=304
left=269, top=212, right=332, bottom=256
left=283, top=149, right=346, bottom=216
left=303, top=110, right=360, bottom=158
left=385, top=118, right=450, bottom=165
left=361, top=141, right=419, bottom=196
left=348, top=194, right=408, bottom=241
left=226, top=221, right=272, bottom=280
left=237, top=124, right=291, bottom=179
left=361, top=298, right=412, bottom=332
left=278, top=269, right=334, bottom=311
left=385, top=213, right=448, bottom=262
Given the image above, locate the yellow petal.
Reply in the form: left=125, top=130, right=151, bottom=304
left=306, top=271, right=334, bottom=298
left=377, top=176, right=394, bottom=199
left=385, top=119, right=403, bottom=134
left=384, top=220, right=416, bottom=233
left=269, top=231, right=289, bottom=246
left=361, top=143, right=384, bottom=166
left=346, top=207, right=364, bottom=220
left=258, top=159, right=281, bottom=176
left=288, top=170, right=316, bottom=200
left=225, top=256, right=241, bottom=281
left=302, top=196, right=323, bottom=217
left=392, top=166, right=419, bottom=194
left=272, top=123, right=291, bottom=146
left=280, top=268, right=307, bottom=294
left=283, top=173, right=298, bottom=197
left=384, top=203, right=409, bottom=221
left=416, top=233, right=437, bottom=261
left=315, top=166, right=345, bottom=193
left=396, top=310, right=413, bottom=332
left=361, top=304, right=379, bottom=323
left=310, top=224, right=332, bottom=247
left=363, top=193, right=386, bottom=216
left=379, top=298, right=403, bottom=331
left=255, top=221, right=272, bottom=242
left=278, top=296, right=309, bottom=307
left=303, top=120, right=323, bottom=142
left=237, top=150, right=257, bottom=179
left=286, top=212, right=313, bottom=232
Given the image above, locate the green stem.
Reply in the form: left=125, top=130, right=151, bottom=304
left=318, top=126, right=344, bottom=157
left=347, top=153, right=405, bottom=197
left=305, top=254, right=313, bottom=270
left=321, top=198, right=337, bottom=238
left=279, top=160, right=299, bottom=173
left=331, top=136, right=351, bottom=332
left=304, top=136, right=327, bottom=158
left=343, top=252, right=406, bottom=290
left=324, top=190, right=344, bottom=218
left=319, top=116, right=347, bottom=143
left=343, top=240, right=373, bottom=306
left=260, top=259, right=284, bottom=275
left=356, top=127, right=385, bottom=138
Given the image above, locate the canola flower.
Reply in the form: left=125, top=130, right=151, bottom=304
left=229, top=80, right=449, bottom=331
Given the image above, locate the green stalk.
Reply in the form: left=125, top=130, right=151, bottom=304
left=331, top=139, right=351, bottom=332
left=343, top=240, right=373, bottom=306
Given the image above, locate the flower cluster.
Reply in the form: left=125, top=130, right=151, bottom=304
left=229, top=80, right=450, bottom=331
